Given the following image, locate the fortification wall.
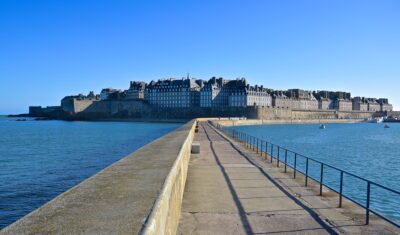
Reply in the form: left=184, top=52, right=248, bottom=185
left=255, top=107, right=375, bottom=120
left=66, top=100, right=152, bottom=119
left=109, top=100, right=152, bottom=118
left=73, top=100, right=105, bottom=113
left=338, top=111, right=377, bottom=119
left=63, top=99, right=378, bottom=120
left=255, top=107, right=293, bottom=119
left=216, top=118, right=364, bottom=127
left=148, top=106, right=258, bottom=119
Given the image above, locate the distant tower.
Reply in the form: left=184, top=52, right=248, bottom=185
left=187, top=73, right=190, bottom=80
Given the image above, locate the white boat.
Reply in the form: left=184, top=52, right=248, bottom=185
left=366, top=117, right=384, bottom=123
left=319, top=124, right=326, bottom=129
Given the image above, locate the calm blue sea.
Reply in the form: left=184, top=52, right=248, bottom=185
left=0, top=116, right=180, bottom=229
left=228, top=123, right=400, bottom=224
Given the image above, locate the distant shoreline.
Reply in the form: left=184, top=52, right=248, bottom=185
left=5, top=115, right=189, bottom=123
left=213, top=118, right=366, bottom=127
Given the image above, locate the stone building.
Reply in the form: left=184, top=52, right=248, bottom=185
left=378, top=98, right=393, bottom=112
left=146, top=77, right=202, bottom=108
left=272, top=91, right=292, bottom=109
left=319, top=99, right=334, bottom=110
left=200, top=77, right=224, bottom=107
left=334, top=99, right=353, bottom=111
left=314, top=91, right=352, bottom=111
left=100, top=88, right=119, bottom=100
left=285, top=89, right=318, bottom=110
left=352, top=97, right=368, bottom=111
left=200, top=77, right=247, bottom=107
left=229, top=85, right=272, bottom=107
left=365, top=98, right=381, bottom=112
left=125, top=81, right=146, bottom=100
left=313, top=91, right=334, bottom=110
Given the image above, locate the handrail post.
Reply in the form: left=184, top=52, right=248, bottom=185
left=256, top=138, right=259, bottom=154
left=339, top=171, right=344, bottom=207
left=320, top=163, right=324, bottom=195
left=263, top=141, right=266, bottom=157
left=249, top=136, right=251, bottom=149
left=294, top=153, right=297, bottom=179
left=271, top=144, right=273, bottom=163
left=366, top=182, right=371, bottom=225
left=305, top=158, right=309, bottom=186
left=284, top=149, right=288, bottom=173
left=277, top=146, right=280, bottom=167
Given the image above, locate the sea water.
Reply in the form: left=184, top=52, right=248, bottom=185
left=0, top=117, right=180, bottom=229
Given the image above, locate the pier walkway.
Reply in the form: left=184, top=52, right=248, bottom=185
left=178, top=122, right=398, bottom=235
left=178, top=122, right=334, bottom=234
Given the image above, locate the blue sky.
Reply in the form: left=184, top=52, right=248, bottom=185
left=0, top=0, right=399, bottom=114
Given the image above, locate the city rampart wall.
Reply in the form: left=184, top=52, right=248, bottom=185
left=58, top=100, right=379, bottom=120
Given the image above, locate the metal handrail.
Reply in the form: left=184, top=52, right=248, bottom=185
left=210, top=121, right=400, bottom=228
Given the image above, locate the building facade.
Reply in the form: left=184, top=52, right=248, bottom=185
left=334, top=99, right=353, bottom=111
left=378, top=98, right=393, bottom=112
left=88, top=76, right=393, bottom=113
left=125, top=81, right=146, bottom=100
left=286, top=89, right=318, bottom=110
left=229, top=85, right=272, bottom=107
left=272, top=91, right=292, bottom=109
left=200, top=77, right=248, bottom=108
left=352, top=97, right=368, bottom=111
left=147, top=78, right=202, bottom=108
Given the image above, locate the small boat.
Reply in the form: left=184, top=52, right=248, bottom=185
left=384, top=124, right=390, bottom=128
left=366, top=117, right=384, bottom=123
left=319, top=124, right=326, bottom=129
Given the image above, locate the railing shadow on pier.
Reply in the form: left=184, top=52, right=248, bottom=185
left=210, top=121, right=400, bottom=229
